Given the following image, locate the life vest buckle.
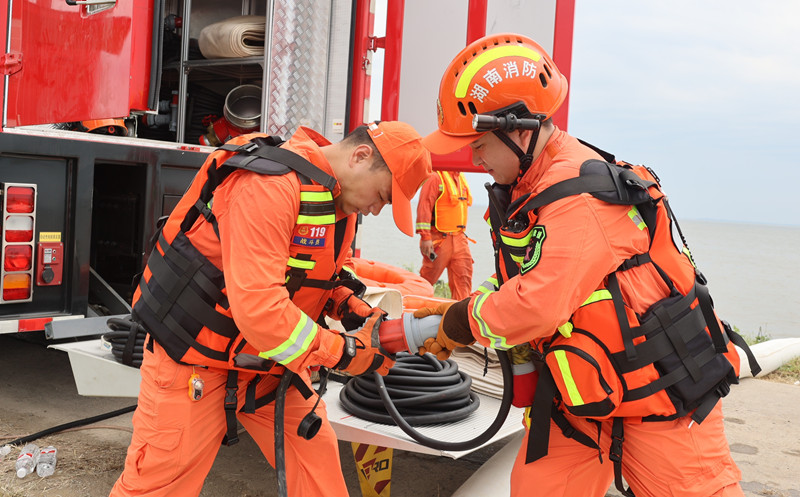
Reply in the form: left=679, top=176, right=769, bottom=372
left=608, top=433, right=624, bottom=463
left=224, top=385, right=239, bottom=410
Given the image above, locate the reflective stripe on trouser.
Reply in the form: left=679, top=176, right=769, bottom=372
left=419, top=232, right=473, bottom=300
left=511, top=403, right=743, bottom=497
left=110, top=342, right=348, bottom=497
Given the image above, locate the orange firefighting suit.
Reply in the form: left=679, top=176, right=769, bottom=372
left=415, top=171, right=474, bottom=299
left=110, top=128, right=356, bottom=497
left=465, top=128, right=744, bottom=497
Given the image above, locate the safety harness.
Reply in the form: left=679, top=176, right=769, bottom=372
left=132, top=136, right=355, bottom=446
left=486, top=150, right=760, bottom=496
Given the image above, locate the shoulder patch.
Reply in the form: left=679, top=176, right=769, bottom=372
left=520, top=225, right=546, bottom=274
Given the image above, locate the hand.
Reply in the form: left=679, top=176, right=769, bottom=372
left=334, top=308, right=395, bottom=376
left=327, top=286, right=373, bottom=331
left=414, top=300, right=474, bottom=360
left=419, top=239, right=434, bottom=260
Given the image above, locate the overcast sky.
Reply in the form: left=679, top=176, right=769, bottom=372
left=560, top=1, right=800, bottom=227
left=450, top=2, right=799, bottom=227
left=371, top=1, right=799, bottom=227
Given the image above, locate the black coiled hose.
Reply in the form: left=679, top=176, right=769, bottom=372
left=341, top=350, right=514, bottom=452
left=340, top=353, right=480, bottom=425
left=102, top=316, right=148, bottom=368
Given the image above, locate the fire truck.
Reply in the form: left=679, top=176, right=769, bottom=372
left=0, top=0, right=574, bottom=341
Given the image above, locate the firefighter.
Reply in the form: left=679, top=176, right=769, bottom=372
left=416, top=33, right=748, bottom=497
left=109, top=121, right=432, bottom=497
left=415, top=170, right=474, bottom=300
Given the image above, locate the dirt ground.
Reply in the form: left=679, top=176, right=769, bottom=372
left=0, top=334, right=505, bottom=497
left=2, top=333, right=798, bottom=497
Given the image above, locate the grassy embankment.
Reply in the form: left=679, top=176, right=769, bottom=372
left=742, top=328, right=800, bottom=384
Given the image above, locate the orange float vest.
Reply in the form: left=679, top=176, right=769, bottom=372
left=485, top=158, right=760, bottom=463
left=433, top=171, right=471, bottom=233
left=132, top=135, right=356, bottom=374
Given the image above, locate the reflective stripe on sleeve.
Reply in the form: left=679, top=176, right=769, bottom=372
left=628, top=206, right=646, bottom=230
left=471, top=292, right=511, bottom=350
left=476, top=276, right=499, bottom=294
left=258, top=312, right=318, bottom=365
left=416, top=222, right=431, bottom=231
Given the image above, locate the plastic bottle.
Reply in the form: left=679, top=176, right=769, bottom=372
left=36, top=446, right=58, bottom=477
left=15, top=443, right=39, bottom=478
left=0, top=444, right=11, bottom=461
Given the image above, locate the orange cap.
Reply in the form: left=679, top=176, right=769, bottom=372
left=367, top=121, right=433, bottom=237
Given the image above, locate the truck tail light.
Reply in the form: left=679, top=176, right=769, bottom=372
left=3, top=274, right=31, bottom=301
left=6, top=186, right=35, bottom=213
left=4, top=215, right=34, bottom=242
left=2, top=183, right=37, bottom=304
left=4, top=245, right=32, bottom=271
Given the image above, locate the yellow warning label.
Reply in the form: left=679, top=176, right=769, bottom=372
left=351, top=443, right=393, bottom=497
left=39, top=232, right=61, bottom=242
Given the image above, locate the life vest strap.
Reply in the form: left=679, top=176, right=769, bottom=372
left=610, top=418, right=636, bottom=497
left=222, top=370, right=240, bottom=446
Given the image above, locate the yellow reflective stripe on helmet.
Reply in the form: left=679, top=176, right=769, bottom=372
left=472, top=292, right=511, bottom=350
left=581, top=290, right=612, bottom=306
left=258, top=312, right=318, bottom=365
left=456, top=46, right=542, bottom=98
left=628, top=206, right=646, bottom=230
left=553, top=350, right=584, bottom=406
left=287, top=257, right=315, bottom=270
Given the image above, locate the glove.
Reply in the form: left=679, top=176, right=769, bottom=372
left=327, top=286, right=373, bottom=331
left=414, top=299, right=475, bottom=360
left=334, top=308, right=395, bottom=376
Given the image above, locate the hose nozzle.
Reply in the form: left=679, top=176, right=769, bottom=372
left=378, top=313, right=443, bottom=355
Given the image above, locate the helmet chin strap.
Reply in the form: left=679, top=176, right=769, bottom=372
left=492, top=121, right=541, bottom=185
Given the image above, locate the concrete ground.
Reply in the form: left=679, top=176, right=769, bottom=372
left=1, top=333, right=798, bottom=497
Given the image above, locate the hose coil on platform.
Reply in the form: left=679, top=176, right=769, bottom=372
left=339, top=352, right=480, bottom=426
left=102, top=316, right=148, bottom=368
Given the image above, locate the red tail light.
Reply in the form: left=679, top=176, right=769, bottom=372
left=2, top=274, right=31, bottom=301
left=3, top=215, right=34, bottom=242
left=6, top=186, right=35, bottom=213
left=2, top=182, right=37, bottom=304
left=4, top=245, right=32, bottom=271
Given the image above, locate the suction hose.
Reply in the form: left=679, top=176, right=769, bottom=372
left=342, top=313, right=515, bottom=451
left=373, top=349, right=513, bottom=451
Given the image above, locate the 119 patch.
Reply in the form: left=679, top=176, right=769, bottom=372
left=292, top=225, right=327, bottom=247
left=520, top=225, right=546, bottom=274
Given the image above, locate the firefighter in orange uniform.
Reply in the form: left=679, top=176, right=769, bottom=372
left=415, top=170, right=474, bottom=299
left=416, top=34, right=754, bottom=497
left=109, top=121, right=432, bottom=497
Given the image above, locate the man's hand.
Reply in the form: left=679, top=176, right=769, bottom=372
left=327, top=286, right=373, bottom=331
left=413, top=299, right=475, bottom=360
left=334, top=308, right=395, bottom=376
left=419, top=239, right=435, bottom=261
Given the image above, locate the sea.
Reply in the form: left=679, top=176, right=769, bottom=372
left=359, top=203, right=800, bottom=340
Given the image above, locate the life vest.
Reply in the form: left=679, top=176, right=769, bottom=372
left=131, top=134, right=357, bottom=374
left=433, top=171, right=471, bottom=233
left=485, top=157, right=761, bottom=459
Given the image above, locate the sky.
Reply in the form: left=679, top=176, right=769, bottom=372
left=565, top=1, right=800, bottom=227
left=374, top=1, right=800, bottom=227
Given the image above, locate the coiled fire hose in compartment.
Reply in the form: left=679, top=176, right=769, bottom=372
left=102, top=316, right=148, bottom=368
left=339, top=350, right=514, bottom=451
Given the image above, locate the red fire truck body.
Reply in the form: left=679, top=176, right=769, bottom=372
left=0, top=0, right=574, bottom=339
